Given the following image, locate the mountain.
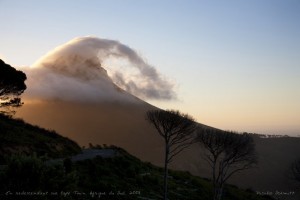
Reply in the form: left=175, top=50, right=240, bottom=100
left=17, top=36, right=164, bottom=164
left=15, top=37, right=300, bottom=200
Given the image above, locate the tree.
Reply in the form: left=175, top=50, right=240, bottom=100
left=146, top=109, right=197, bottom=200
left=0, top=59, right=27, bottom=115
left=196, top=127, right=257, bottom=200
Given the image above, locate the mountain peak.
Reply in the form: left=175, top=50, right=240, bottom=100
left=23, top=38, right=148, bottom=104
left=28, top=36, right=176, bottom=101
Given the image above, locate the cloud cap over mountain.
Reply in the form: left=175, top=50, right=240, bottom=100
left=25, top=36, right=177, bottom=102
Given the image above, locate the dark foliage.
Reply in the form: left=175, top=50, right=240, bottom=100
left=0, top=148, right=272, bottom=200
left=0, top=155, right=79, bottom=200
left=0, top=59, right=27, bottom=115
left=146, top=109, right=197, bottom=163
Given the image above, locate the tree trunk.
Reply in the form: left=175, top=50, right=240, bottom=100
left=163, top=145, right=169, bottom=200
left=217, top=186, right=224, bottom=200
left=212, top=162, right=218, bottom=200
left=213, top=184, right=224, bottom=200
left=213, top=186, right=219, bottom=200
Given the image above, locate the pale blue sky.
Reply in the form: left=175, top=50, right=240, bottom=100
left=0, top=0, right=299, bottom=135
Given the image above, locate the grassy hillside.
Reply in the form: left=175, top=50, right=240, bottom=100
left=0, top=114, right=81, bottom=163
left=0, top=146, right=273, bottom=200
left=0, top=115, right=273, bottom=199
left=72, top=147, right=273, bottom=200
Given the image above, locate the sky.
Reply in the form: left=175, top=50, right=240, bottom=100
left=0, top=0, right=299, bottom=135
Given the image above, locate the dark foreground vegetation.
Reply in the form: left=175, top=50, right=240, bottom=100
left=0, top=146, right=273, bottom=200
left=0, top=59, right=27, bottom=115
left=0, top=113, right=274, bottom=199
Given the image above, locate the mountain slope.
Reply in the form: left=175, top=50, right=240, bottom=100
left=16, top=99, right=163, bottom=164
left=0, top=146, right=273, bottom=200
left=175, top=136, right=300, bottom=200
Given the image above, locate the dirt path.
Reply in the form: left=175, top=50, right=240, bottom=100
left=46, top=148, right=116, bottom=165
left=71, top=149, right=116, bottom=161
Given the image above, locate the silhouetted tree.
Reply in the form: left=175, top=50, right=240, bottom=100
left=0, top=59, right=26, bottom=115
left=146, top=109, right=197, bottom=200
left=196, top=127, right=257, bottom=200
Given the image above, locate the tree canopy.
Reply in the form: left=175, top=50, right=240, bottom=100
left=0, top=59, right=27, bottom=114
left=146, top=109, right=197, bottom=200
left=197, top=127, right=257, bottom=200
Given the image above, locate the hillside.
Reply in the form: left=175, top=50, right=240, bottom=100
left=0, top=114, right=81, bottom=163
left=0, top=145, right=273, bottom=200
left=0, top=115, right=274, bottom=199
